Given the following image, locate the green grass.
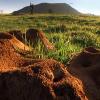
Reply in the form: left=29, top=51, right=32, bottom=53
left=0, top=14, right=100, bottom=64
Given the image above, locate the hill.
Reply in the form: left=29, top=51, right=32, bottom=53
left=12, top=3, right=80, bottom=15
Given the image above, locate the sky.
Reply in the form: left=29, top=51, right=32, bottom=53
left=0, top=0, right=100, bottom=15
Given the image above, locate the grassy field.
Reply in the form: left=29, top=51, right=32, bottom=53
left=0, top=14, right=100, bottom=64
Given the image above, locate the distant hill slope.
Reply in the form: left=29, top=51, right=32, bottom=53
left=12, top=3, right=80, bottom=15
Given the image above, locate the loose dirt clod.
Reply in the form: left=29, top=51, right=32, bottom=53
left=69, top=47, right=100, bottom=100
left=0, top=32, right=87, bottom=100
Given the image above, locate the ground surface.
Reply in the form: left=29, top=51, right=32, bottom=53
left=0, top=34, right=88, bottom=100
left=0, top=14, right=100, bottom=100
left=0, top=14, right=100, bottom=63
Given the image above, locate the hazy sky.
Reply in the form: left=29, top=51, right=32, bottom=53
left=0, top=0, right=100, bottom=15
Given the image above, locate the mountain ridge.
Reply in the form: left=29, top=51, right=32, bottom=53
left=12, top=3, right=80, bottom=15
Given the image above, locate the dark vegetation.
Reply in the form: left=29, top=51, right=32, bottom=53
left=12, top=3, right=80, bottom=15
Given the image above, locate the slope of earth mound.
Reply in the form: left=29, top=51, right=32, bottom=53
left=0, top=32, right=87, bottom=100
left=0, top=59, right=87, bottom=100
left=69, top=47, right=100, bottom=100
left=26, top=29, right=55, bottom=50
left=0, top=39, right=30, bottom=72
left=0, top=32, right=31, bottom=51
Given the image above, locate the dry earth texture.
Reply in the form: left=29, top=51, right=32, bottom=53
left=0, top=30, right=88, bottom=100
left=69, top=47, right=100, bottom=100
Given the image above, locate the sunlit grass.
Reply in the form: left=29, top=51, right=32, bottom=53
left=0, top=14, right=100, bottom=64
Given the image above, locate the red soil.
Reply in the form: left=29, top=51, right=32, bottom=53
left=26, top=29, right=55, bottom=50
left=69, top=47, right=100, bottom=100
left=0, top=32, right=87, bottom=100
left=0, top=59, right=87, bottom=100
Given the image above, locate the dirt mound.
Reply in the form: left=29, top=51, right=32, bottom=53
left=0, top=39, right=30, bottom=72
left=0, top=32, right=32, bottom=72
left=69, top=47, right=100, bottom=100
left=0, top=34, right=87, bottom=100
left=0, top=59, right=87, bottom=100
left=0, top=32, right=31, bottom=51
left=9, top=29, right=55, bottom=51
left=69, top=47, right=100, bottom=68
left=26, top=29, right=55, bottom=50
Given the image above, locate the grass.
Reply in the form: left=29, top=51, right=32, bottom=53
left=0, top=14, right=100, bottom=64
